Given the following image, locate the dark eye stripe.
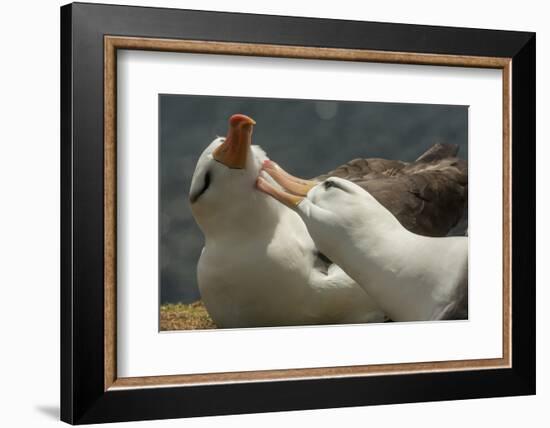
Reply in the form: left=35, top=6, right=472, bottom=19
left=324, top=180, right=335, bottom=190
left=189, top=171, right=211, bottom=203
left=324, top=180, right=348, bottom=192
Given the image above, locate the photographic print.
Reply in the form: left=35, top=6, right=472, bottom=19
left=62, top=6, right=534, bottom=422
left=159, top=95, right=468, bottom=330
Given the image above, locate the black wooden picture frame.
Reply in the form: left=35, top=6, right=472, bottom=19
left=61, top=2, right=535, bottom=424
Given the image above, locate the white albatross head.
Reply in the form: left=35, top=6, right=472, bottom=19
left=189, top=114, right=282, bottom=237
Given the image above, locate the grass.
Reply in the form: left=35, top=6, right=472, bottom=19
left=160, top=300, right=217, bottom=331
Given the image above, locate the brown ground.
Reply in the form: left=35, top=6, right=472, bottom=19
left=160, top=301, right=217, bottom=331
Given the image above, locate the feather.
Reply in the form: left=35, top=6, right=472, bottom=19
left=314, top=144, right=468, bottom=237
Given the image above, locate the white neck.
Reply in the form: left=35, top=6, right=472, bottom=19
left=328, top=205, right=466, bottom=321
left=199, top=192, right=291, bottom=244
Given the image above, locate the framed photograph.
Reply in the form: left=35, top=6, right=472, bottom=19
left=61, top=2, right=535, bottom=424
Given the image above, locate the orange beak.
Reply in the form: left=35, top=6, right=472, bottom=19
left=261, top=160, right=318, bottom=196
left=212, top=114, right=256, bottom=169
left=256, top=160, right=319, bottom=207
left=256, top=176, right=305, bottom=207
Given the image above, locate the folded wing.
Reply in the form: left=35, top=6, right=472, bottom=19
left=315, top=143, right=468, bottom=237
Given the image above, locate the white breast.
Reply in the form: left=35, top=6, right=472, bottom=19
left=197, top=200, right=383, bottom=327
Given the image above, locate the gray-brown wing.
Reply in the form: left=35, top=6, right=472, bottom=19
left=314, top=144, right=468, bottom=237
left=315, top=158, right=408, bottom=182
left=359, top=158, right=467, bottom=237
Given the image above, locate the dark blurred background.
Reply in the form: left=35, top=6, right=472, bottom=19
left=159, top=94, right=468, bottom=304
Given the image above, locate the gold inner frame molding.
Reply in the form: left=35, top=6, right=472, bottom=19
left=104, top=35, right=512, bottom=391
